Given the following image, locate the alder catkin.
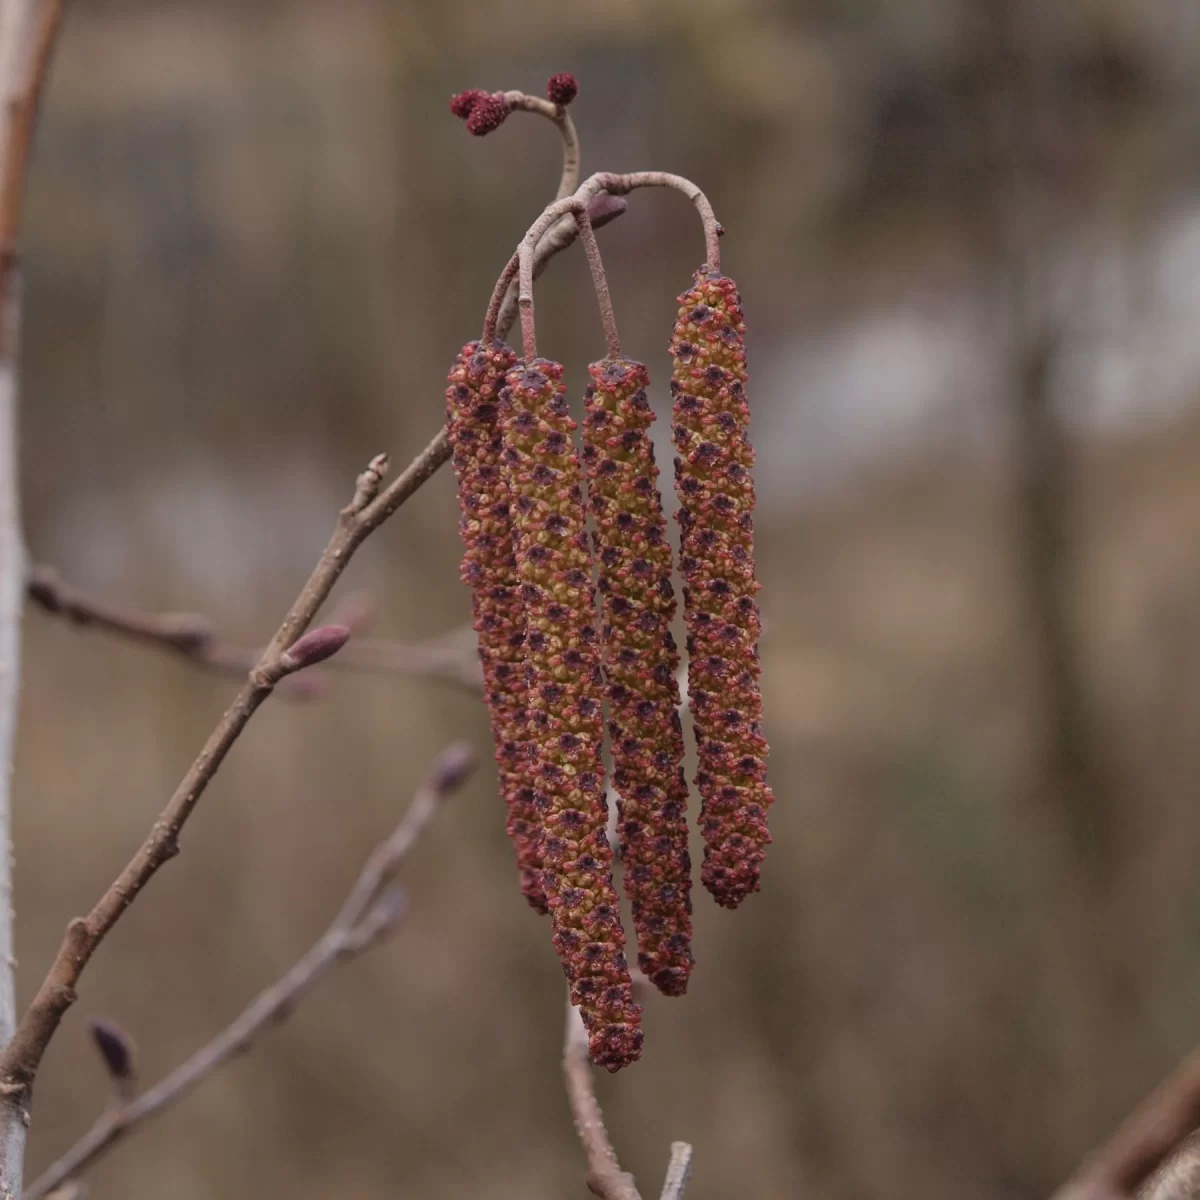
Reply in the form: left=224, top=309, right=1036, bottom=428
left=581, top=357, right=694, bottom=996
left=445, top=340, right=547, bottom=913
left=669, top=270, right=775, bottom=909
left=500, top=358, right=642, bottom=1071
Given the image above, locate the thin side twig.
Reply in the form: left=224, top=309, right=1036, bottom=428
left=26, top=565, right=484, bottom=693
left=659, top=1143, right=694, bottom=1200
left=1050, top=1044, right=1200, bottom=1200
left=25, top=743, right=476, bottom=1200
left=0, top=441, right=437, bottom=1122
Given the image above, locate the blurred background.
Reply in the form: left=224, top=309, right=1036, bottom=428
left=13, top=0, right=1200, bottom=1196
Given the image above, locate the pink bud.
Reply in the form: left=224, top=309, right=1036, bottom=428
left=281, top=625, right=350, bottom=671
left=587, top=193, right=627, bottom=231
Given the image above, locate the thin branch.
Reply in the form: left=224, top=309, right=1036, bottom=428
left=25, top=743, right=475, bottom=1200
left=659, top=1143, right=694, bottom=1200
left=26, top=565, right=484, bottom=693
left=1050, top=1044, right=1200, bottom=1200
left=563, top=991, right=642, bottom=1200
left=501, top=90, right=581, bottom=202
left=575, top=206, right=621, bottom=358
left=487, top=169, right=722, bottom=361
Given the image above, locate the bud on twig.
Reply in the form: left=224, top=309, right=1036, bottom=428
left=88, top=1017, right=136, bottom=1095
left=586, top=193, right=627, bottom=231
left=430, top=742, right=477, bottom=794
left=449, top=88, right=488, bottom=120
left=280, top=625, right=351, bottom=673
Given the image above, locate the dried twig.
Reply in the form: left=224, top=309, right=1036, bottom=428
left=659, top=1143, right=694, bottom=1200
left=25, top=743, right=475, bottom=1200
left=26, top=565, right=484, bottom=693
left=1051, top=1045, right=1200, bottom=1200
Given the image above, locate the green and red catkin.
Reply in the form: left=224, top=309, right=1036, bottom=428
left=581, top=358, right=694, bottom=996
left=669, top=270, right=775, bottom=908
left=445, top=341, right=547, bottom=913
left=500, top=357, right=643, bottom=1071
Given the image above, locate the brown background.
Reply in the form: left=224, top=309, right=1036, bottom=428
left=14, top=1, right=1200, bottom=1197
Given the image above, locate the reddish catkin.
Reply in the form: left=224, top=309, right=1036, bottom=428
left=445, top=341, right=548, bottom=914
left=500, top=358, right=643, bottom=1071
left=581, top=358, right=694, bottom=996
left=669, top=270, right=775, bottom=908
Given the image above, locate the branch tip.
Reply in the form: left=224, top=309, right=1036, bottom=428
left=547, top=73, right=579, bottom=106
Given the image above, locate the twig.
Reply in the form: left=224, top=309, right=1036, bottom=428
left=0, top=441, right=439, bottom=1129
left=575, top=206, right=621, bottom=358
left=563, top=992, right=642, bottom=1200
left=501, top=90, right=581, bottom=202
left=25, top=743, right=475, bottom=1200
left=659, top=1143, right=694, bottom=1200
left=1050, top=1045, right=1200, bottom=1200
left=26, top=565, right=484, bottom=693
left=480, top=169, right=722, bottom=359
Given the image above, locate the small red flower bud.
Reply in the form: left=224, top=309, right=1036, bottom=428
left=500, top=358, right=642, bottom=1070
left=669, top=270, right=774, bottom=909
left=449, top=88, right=488, bottom=120
left=546, top=72, right=579, bottom=106
left=465, top=93, right=511, bottom=136
left=446, top=340, right=547, bottom=914
left=582, top=357, right=693, bottom=997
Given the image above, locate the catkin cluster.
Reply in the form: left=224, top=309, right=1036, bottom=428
left=581, top=358, right=694, bottom=996
left=445, top=71, right=774, bottom=1068
left=445, top=341, right=547, bottom=913
left=500, top=359, right=643, bottom=1071
left=670, top=270, right=774, bottom=908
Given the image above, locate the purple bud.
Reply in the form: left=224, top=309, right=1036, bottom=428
left=281, top=625, right=350, bottom=671
left=89, top=1017, right=135, bottom=1081
left=587, top=193, right=628, bottom=231
left=430, top=742, right=477, bottom=793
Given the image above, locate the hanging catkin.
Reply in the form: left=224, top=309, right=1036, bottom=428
left=500, top=358, right=642, bottom=1070
left=581, top=357, right=694, bottom=996
left=670, top=270, right=775, bottom=909
left=445, top=340, right=547, bottom=913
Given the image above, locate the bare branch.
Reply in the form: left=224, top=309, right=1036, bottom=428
left=25, top=743, right=475, bottom=1200
left=26, top=566, right=484, bottom=693
left=0, top=436, right=463, bottom=1133
left=659, top=1143, right=694, bottom=1200
left=1051, top=1045, right=1200, bottom=1200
